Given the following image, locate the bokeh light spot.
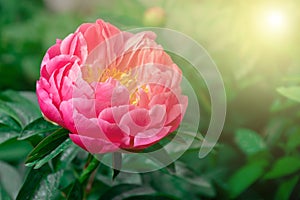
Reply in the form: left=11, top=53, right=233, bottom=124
left=266, top=10, right=285, bottom=31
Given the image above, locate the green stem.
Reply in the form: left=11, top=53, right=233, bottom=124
left=79, top=155, right=100, bottom=184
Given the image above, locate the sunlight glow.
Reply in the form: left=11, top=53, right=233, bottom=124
left=255, top=8, right=289, bottom=40
left=266, top=10, right=285, bottom=30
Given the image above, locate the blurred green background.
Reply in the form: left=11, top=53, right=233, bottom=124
left=1, top=0, right=300, bottom=199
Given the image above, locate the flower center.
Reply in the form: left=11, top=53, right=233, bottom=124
left=100, top=68, right=149, bottom=106
left=82, top=65, right=149, bottom=106
left=99, top=68, right=134, bottom=86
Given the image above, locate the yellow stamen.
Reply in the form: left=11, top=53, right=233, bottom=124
left=83, top=66, right=149, bottom=106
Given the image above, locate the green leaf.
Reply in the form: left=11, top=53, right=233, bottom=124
left=123, top=194, right=179, bottom=200
left=66, top=180, right=83, bottom=200
left=161, top=131, right=188, bottom=145
left=0, top=184, right=11, bottom=200
left=145, top=169, right=208, bottom=199
left=264, top=156, right=300, bottom=179
left=0, top=101, right=23, bottom=128
left=19, top=91, right=39, bottom=108
left=143, top=143, right=176, bottom=173
left=277, top=86, right=300, bottom=103
left=0, top=138, right=32, bottom=162
left=0, top=161, right=22, bottom=199
left=228, top=160, right=268, bottom=198
left=275, top=175, right=299, bottom=200
left=0, top=112, right=21, bottom=145
left=31, top=170, right=63, bottom=200
left=119, top=143, right=176, bottom=173
left=16, top=165, right=51, bottom=200
left=270, top=99, right=296, bottom=112
left=63, top=156, right=100, bottom=199
left=235, top=129, right=266, bottom=155
left=54, top=144, right=80, bottom=171
left=121, top=153, right=165, bottom=172
left=0, top=91, right=41, bottom=128
left=287, top=131, right=300, bottom=152
left=174, top=163, right=215, bottom=197
left=264, top=117, right=289, bottom=147
left=27, top=139, right=72, bottom=169
left=0, top=112, right=21, bottom=130
left=19, top=117, right=59, bottom=140
left=16, top=165, right=63, bottom=200
left=99, top=184, right=153, bottom=200
left=0, top=126, right=19, bottom=145
left=25, top=128, right=69, bottom=164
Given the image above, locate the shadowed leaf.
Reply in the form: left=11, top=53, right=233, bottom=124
left=264, top=156, right=300, bottom=179
left=25, top=128, right=69, bottom=164
left=277, top=86, right=300, bottom=103
left=19, top=117, right=59, bottom=140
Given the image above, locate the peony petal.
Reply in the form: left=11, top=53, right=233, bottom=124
left=60, top=33, right=76, bottom=55
left=135, top=63, right=182, bottom=90
left=148, top=104, right=166, bottom=128
left=133, top=126, right=171, bottom=149
left=73, top=112, right=102, bottom=138
left=48, top=70, right=62, bottom=107
left=45, top=42, right=61, bottom=61
left=165, top=104, right=182, bottom=125
left=94, top=80, right=116, bottom=114
left=60, top=100, right=76, bottom=133
left=111, top=85, right=130, bottom=106
left=76, top=23, right=93, bottom=34
left=166, top=96, right=188, bottom=132
left=82, top=19, right=121, bottom=53
left=36, top=81, right=63, bottom=125
left=72, top=75, right=95, bottom=99
left=72, top=98, right=96, bottom=119
left=69, top=134, right=120, bottom=154
left=83, top=25, right=101, bottom=53
left=99, top=105, right=134, bottom=124
left=60, top=33, right=88, bottom=63
left=118, top=108, right=150, bottom=136
left=98, top=118, right=130, bottom=145
left=136, top=88, right=150, bottom=108
left=166, top=96, right=188, bottom=125
left=44, top=55, right=76, bottom=78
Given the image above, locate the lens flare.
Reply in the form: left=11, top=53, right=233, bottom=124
left=254, top=7, right=289, bottom=40
left=266, top=10, right=285, bottom=30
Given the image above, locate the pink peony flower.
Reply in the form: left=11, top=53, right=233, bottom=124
left=36, top=19, right=188, bottom=154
